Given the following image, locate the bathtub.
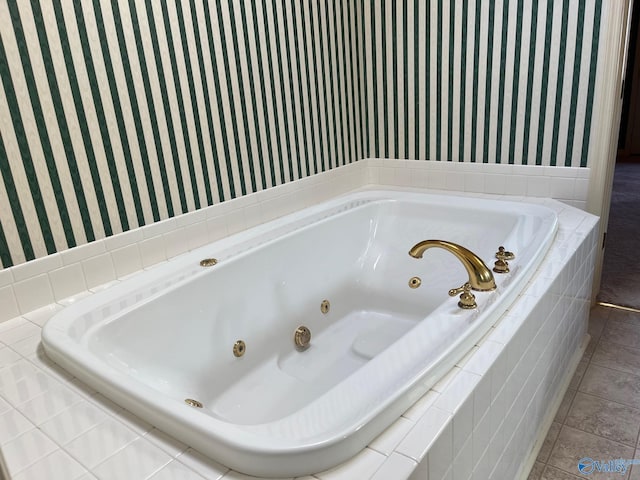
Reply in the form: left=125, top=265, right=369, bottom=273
left=42, top=190, right=557, bottom=477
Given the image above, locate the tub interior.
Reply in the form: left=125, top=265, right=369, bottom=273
left=85, top=198, right=525, bottom=425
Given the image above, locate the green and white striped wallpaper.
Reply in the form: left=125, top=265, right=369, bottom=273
left=0, top=0, right=603, bottom=269
left=0, top=0, right=362, bottom=268
left=361, top=0, right=602, bottom=166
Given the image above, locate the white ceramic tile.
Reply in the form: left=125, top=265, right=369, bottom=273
left=574, top=178, right=589, bottom=201
left=1, top=428, right=58, bottom=477
left=402, top=390, right=440, bottom=421
left=427, top=170, right=447, bottom=189
left=61, top=240, right=106, bottom=266
left=315, top=448, right=386, bottom=480
left=0, top=367, right=59, bottom=405
left=110, top=244, right=143, bottom=278
left=105, top=403, right=153, bottom=436
left=92, top=437, right=172, bottom=480
left=39, top=400, right=109, bottom=445
left=0, top=317, right=29, bottom=334
left=11, top=255, right=63, bottom=283
left=550, top=176, right=576, bottom=200
left=526, top=176, right=551, bottom=197
left=428, top=421, right=453, bottom=480
left=16, top=382, right=83, bottom=425
left=398, top=407, right=452, bottom=462
left=221, top=470, right=293, bottom=480
left=104, top=228, right=144, bottom=251
left=139, top=236, right=167, bottom=268
left=56, top=290, right=92, bottom=306
left=12, top=274, right=54, bottom=315
left=409, top=169, right=429, bottom=188
left=503, top=175, right=527, bottom=196
left=11, top=334, right=42, bottom=357
left=0, top=346, right=20, bottom=368
left=378, top=167, right=396, bottom=185
left=242, top=203, right=263, bottom=231
left=0, top=285, right=20, bottom=323
left=64, top=417, right=139, bottom=469
left=0, top=358, right=38, bottom=381
left=184, top=221, right=210, bottom=252
left=72, top=475, right=98, bottom=480
left=370, top=453, right=417, bottom=480
left=407, top=458, right=428, bottom=480
left=149, top=460, right=206, bottom=480
left=21, top=303, right=63, bottom=327
left=176, top=448, right=229, bottom=479
left=0, top=268, right=14, bottom=288
left=175, top=208, right=207, bottom=228
left=445, top=172, right=465, bottom=191
left=483, top=174, right=507, bottom=195
left=452, top=436, right=473, bottom=480
left=206, top=215, right=229, bottom=243
left=368, top=416, right=415, bottom=456
left=432, top=367, right=463, bottom=393
left=487, top=420, right=506, bottom=469
left=472, top=409, right=492, bottom=466
left=48, top=263, right=87, bottom=302
left=456, top=346, right=479, bottom=369
left=27, top=351, right=73, bottom=385
left=433, top=370, right=481, bottom=415
left=462, top=341, right=503, bottom=377
left=81, top=253, right=116, bottom=290
left=11, top=449, right=87, bottom=480
left=0, top=321, right=40, bottom=345
left=452, top=396, right=473, bottom=454
left=0, top=409, right=35, bottom=445
left=144, top=427, right=188, bottom=458
left=163, top=228, right=191, bottom=259
left=395, top=167, right=413, bottom=187
left=65, top=377, right=97, bottom=398
left=464, top=173, right=485, bottom=193
left=471, top=446, right=492, bottom=480
left=472, top=375, right=491, bottom=425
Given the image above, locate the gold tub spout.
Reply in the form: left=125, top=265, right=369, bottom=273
left=408, top=240, right=496, bottom=291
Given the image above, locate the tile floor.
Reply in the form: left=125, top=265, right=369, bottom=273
left=529, top=305, right=640, bottom=480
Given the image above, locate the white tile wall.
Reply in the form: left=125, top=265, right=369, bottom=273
left=0, top=160, right=591, bottom=323
left=0, top=160, right=597, bottom=479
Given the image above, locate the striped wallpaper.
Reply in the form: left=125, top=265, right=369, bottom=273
left=0, top=0, right=603, bottom=269
left=361, top=0, right=602, bottom=166
left=0, top=0, right=362, bottom=268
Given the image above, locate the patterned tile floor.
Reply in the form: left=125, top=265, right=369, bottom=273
left=528, top=305, right=640, bottom=480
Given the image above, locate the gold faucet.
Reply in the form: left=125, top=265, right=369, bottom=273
left=408, top=240, right=496, bottom=292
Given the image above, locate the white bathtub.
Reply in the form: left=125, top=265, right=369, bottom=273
left=42, top=190, right=557, bottom=477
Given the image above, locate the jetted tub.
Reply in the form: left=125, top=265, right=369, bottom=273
left=42, top=190, right=558, bottom=477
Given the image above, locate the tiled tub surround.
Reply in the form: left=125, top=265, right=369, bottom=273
left=0, top=161, right=597, bottom=479
left=0, top=159, right=591, bottom=324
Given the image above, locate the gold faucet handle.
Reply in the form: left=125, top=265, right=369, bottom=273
left=448, top=283, right=477, bottom=309
left=495, top=246, right=515, bottom=261
left=493, top=257, right=510, bottom=273
left=448, top=283, right=469, bottom=297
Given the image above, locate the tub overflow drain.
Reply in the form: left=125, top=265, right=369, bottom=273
left=185, top=398, right=203, bottom=408
left=408, top=276, right=422, bottom=289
